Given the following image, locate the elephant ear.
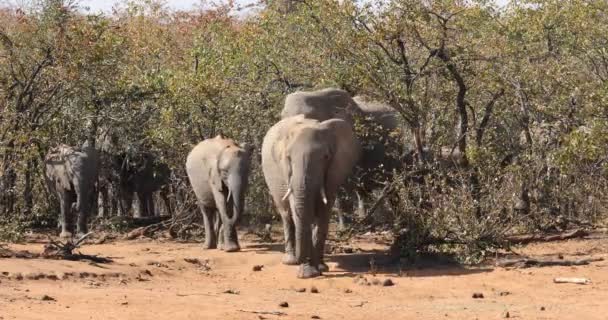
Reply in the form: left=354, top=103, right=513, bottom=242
left=320, top=119, right=360, bottom=190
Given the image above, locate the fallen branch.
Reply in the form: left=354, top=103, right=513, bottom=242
left=505, top=229, right=588, bottom=245
left=41, top=233, right=112, bottom=264
left=497, top=256, right=603, bottom=268
left=554, top=277, right=591, bottom=285
left=236, top=310, right=287, bottom=316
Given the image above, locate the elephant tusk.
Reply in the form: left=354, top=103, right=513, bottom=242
left=320, top=187, right=328, bottom=205
left=227, top=189, right=232, bottom=202
left=282, top=187, right=292, bottom=202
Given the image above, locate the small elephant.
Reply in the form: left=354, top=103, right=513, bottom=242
left=186, top=135, right=253, bottom=252
left=114, top=152, right=171, bottom=217
left=44, top=141, right=99, bottom=238
left=262, top=115, right=360, bottom=278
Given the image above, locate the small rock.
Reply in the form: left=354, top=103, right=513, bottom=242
left=472, top=293, right=484, bottom=299
left=540, top=306, right=545, bottom=311
left=343, top=247, right=354, bottom=254
left=279, top=301, right=289, bottom=308
left=371, top=278, right=381, bottom=286
left=311, top=316, right=321, bottom=319
left=344, top=289, right=352, bottom=293
left=503, top=311, right=510, bottom=318
left=41, top=295, right=55, bottom=301
left=382, top=278, right=395, bottom=287
left=499, top=291, right=511, bottom=296
left=184, top=258, right=200, bottom=264
left=252, top=265, right=264, bottom=272
left=310, top=286, right=319, bottom=293
left=223, top=289, right=240, bottom=295
left=121, top=301, right=128, bottom=305
left=79, top=272, right=90, bottom=278
left=12, top=273, right=23, bottom=280
left=295, top=287, right=306, bottom=293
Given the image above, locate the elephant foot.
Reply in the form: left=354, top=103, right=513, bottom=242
left=297, top=263, right=321, bottom=279
left=203, top=242, right=218, bottom=250
left=282, top=253, right=299, bottom=265
left=318, top=262, right=329, bottom=273
left=59, top=231, right=73, bottom=239
left=222, top=241, right=240, bottom=252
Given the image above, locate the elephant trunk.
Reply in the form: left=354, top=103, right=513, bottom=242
left=291, top=185, right=314, bottom=265
left=289, top=166, right=322, bottom=266
left=226, top=166, right=248, bottom=225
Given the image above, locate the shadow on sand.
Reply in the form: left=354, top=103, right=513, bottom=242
left=243, top=241, right=493, bottom=278
left=323, top=249, right=492, bottom=278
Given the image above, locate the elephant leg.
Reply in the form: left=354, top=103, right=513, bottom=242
left=59, top=190, right=75, bottom=239
left=220, top=204, right=240, bottom=252
left=290, top=202, right=318, bottom=278
left=119, top=189, right=133, bottom=217
left=215, top=212, right=224, bottom=250
left=313, top=200, right=331, bottom=273
left=138, top=192, right=154, bottom=217
left=201, top=205, right=217, bottom=249
left=134, top=192, right=146, bottom=218
left=76, top=183, right=96, bottom=236
left=277, top=206, right=297, bottom=265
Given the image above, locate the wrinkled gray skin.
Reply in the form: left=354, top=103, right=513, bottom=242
left=262, top=115, right=360, bottom=278
left=282, top=88, right=404, bottom=229
left=44, top=141, right=99, bottom=239
left=186, top=135, right=253, bottom=252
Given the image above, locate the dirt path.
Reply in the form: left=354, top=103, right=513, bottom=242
left=1, top=233, right=607, bottom=320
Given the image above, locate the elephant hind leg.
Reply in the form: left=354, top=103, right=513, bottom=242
left=201, top=205, right=218, bottom=249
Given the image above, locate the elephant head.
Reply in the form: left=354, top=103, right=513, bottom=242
left=186, top=135, right=253, bottom=252
left=262, top=115, right=360, bottom=277
left=213, top=141, right=253, bottom=227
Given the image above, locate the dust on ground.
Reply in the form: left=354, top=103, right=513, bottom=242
left=1, top=231, right=607, bottom=320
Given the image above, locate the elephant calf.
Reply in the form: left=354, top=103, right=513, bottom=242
left=186, top=135, right=252, bottom=252
left=44, top=142, right=99, bottom=238
left=262, top=115, right=360, bottom=278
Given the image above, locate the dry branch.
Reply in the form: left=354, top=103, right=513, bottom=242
left=554, top=277, right=591, bottom=285
left=496, top=256, right=603, bottom=268
left=505, top=229, right=589, bottom=245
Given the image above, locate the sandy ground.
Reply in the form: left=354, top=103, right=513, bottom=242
left=1, top=231, right=607, bottom=320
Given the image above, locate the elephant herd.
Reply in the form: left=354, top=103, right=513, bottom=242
left=44, top=88, right=400, bottom=278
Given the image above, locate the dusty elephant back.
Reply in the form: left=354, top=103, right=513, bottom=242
left=282, top=88, right=358, bottom=122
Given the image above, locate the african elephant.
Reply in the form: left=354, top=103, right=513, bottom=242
left=186, top=135, right=253, bottom=252
left=114, top=151, right=171, bottom=217
left=262, top=115, right=360, bottom=278
left=282, top=88, right=404, bottom=229
left=44, top=141, right=99, bottom=238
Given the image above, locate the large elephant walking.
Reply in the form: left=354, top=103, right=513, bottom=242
left=186, top=135, right=253, bottom=252
left=262, top=115, right=360, bottom=278
left=44, top=141, right=99, bottom=238
left=282, top=88, right=404, bottom=229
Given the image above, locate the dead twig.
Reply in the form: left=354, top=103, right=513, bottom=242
left=237, top=310, right=287, bottom=316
